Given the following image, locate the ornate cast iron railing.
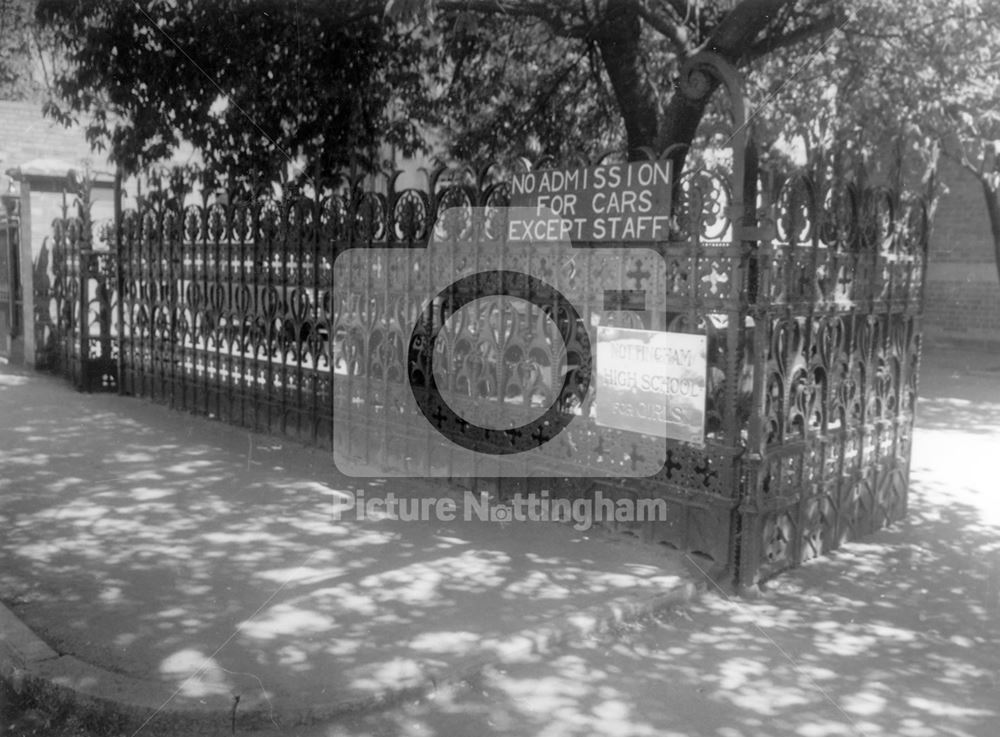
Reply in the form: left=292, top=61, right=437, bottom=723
left=741, top=175, right=927, bottom=582
left=36, top=51, right=929, bottom=587
left=100, top=157, right=927, bottom=586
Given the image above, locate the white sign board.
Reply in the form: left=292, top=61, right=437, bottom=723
left=509, top=161, right=672, bottom=242
left=595, top=327, right=707, bottom=445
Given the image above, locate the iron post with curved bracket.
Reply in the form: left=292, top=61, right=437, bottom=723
left=676, top=50, right=766, bottom=589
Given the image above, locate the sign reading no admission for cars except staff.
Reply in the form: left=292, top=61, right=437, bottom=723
left=509, top=161, right=673, bottom=242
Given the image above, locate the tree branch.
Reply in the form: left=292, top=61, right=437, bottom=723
left=636, top=2, right=690, bottom=60
left=658, top=0, right=694, bottom=23
left=701, top=0, right=790, bottom=59
left=744, top=10, right=841, bottom=63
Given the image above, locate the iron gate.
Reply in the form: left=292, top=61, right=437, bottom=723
left=34, top=189, right=118, bottom=389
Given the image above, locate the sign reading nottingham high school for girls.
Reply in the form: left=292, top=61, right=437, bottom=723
left=509, top=161, right=672, bottom=242
left=595, top=327, right=707, bottom=445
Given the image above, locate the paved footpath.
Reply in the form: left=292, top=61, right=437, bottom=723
left=0, top=363, right=693, bottom=735
left=301, top=341, right=1000, bottom=737
left=4, top=342, right=996, bottom=737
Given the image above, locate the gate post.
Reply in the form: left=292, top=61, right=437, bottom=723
left=15, top=176, right=35, bottom=367
left=114, top=169, right=125, bottom=395
left=0, top=195, right=22, bottom=362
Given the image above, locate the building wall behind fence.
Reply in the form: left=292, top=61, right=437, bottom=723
left=0, top=101, right=99, bottom=189
left=925, top=157, right=1000, bottom=345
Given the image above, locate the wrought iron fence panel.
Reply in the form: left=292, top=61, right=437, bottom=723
left=36, top=206, right=119, bottom=391
left=110, top=159, right=750, bottom=567
left=27, top=142, right=930, bottom=587
left=740, top=166, right=927, bottom=584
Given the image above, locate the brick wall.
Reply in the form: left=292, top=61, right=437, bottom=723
left=0, top=99, right=118, bottom=263
left=0, top=100, right=107, bottom=190
left=924, top=157, right=1000, bottom=345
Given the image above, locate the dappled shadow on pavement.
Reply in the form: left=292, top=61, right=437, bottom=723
left=2, top=343, right=997, bottom=737
left=278, top=482, right=1000, bottom=737
left=262, top=343, right=1000, bottom=737
left=0, top=365, right=685, bottom=720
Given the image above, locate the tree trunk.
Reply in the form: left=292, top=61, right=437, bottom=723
left=596, top=0, right=795, bottom=173
left=980, top=177, right=1000, bottom=286
left=594, top=2, right=660, bottom=159
left=660, top=0, right=792, bottom=173
left=657, top=77, right=719, bottom=174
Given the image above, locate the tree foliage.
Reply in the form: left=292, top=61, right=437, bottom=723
left=37, top=0, right=435, bottom=179
left=37, top=0, right=839, bottom=179
left=27, top=0, right=1000, bottom=282
left=743, top=0, right=1000, bottom=279
left=0, top=0, right=52, bottom=100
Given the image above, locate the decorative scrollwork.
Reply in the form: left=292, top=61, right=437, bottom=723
left=354, top=191, right=387, bottom=243
left=775, top=174, right=814, bottom=245
left=393, top=189, right=430, bottom=242
left=678, top=169, right=732, bottom=241
left=50, top=149, right=926, bottom=590
left=860, top=187, right=895, bottom=252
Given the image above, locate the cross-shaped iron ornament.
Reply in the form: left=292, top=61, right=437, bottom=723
left=625, top=258, right=652, bottom=289
left=662, top=448, right=683, bottom=478
left=701, top=261, right=729, bottom=295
